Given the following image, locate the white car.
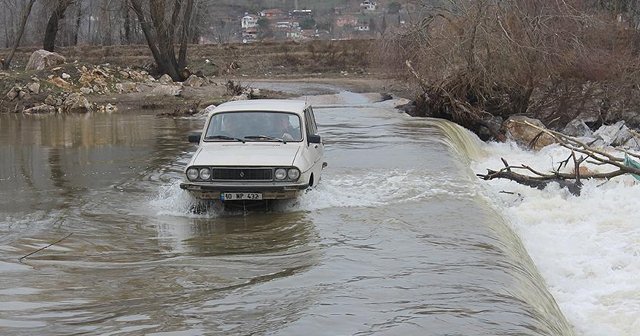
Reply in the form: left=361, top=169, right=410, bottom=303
left=180, top=99, right=325, bottom=202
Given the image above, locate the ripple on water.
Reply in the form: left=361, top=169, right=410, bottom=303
left=0, top=261, right=31, bottom=272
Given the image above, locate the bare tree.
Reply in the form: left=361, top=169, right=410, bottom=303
left=122, top=0, right=131, bottom=44
left=129, top=0, right=195, bottom=81
left=189, top=0, right=205, bottom=44
left=210, top=18, right=236, bottom=44
left=177, top=0, right=194, bottom=69
left=43, top=0, right=74, bottom=51
left=72, top=1, right=81, bottom=45
left=1, top=0, right=18, bottom=48
left=2, top=0, right=36, bottom=69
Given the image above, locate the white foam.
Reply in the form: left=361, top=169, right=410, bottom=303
left=283, top=169, right=477, bottom=211
left=473, top=142, right=640, bottom=336
left=150, top=170, right=476, bottom=216
left=148, top=180, right=221, bottom=218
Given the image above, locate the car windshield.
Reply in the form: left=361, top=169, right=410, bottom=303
left=204, top=111, right=303, bottom=142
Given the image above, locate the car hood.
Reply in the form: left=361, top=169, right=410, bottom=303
left=191, top=143, right=301, bottom=167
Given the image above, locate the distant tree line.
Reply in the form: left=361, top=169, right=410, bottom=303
left=0, top=0, right=214, bottom=48
left=0, top=0, right=215, bottom=80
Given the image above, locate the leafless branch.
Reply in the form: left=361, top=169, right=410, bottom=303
left=19, top=233, right=73, bottom=263
left=478, top=120, right=640, bottom=195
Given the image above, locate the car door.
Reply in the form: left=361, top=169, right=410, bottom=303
left=304, top=107, right=324, bottom=179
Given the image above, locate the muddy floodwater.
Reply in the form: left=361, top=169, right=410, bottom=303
left=0, top=90, right=574, bottom=335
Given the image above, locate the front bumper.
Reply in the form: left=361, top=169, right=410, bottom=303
left=180, top=182, right=309, bottom=200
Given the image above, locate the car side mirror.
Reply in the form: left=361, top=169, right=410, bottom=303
left=308, top=134, right=321, bottom=144
left=188, top=132, right=202, bottom=143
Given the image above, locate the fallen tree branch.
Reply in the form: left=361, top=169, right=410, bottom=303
left=19, top=233, right=73, bottom=263
left=478, top=167, right=583, bottom=195
left=479, top=121, right=640, bottom=195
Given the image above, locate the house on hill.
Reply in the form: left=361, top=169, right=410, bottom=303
left=241, top=14, right=258, bottom=29
left=361, top=0, right=377, bottom=11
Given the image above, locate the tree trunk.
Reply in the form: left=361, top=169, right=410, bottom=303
left=2, top=4, right=11, bottom=49
left=100, top=0, right=112, bottom=45
left=178, top=0, right=194, bottom=70
left=2, top=0, right=36, bottom=70
left=130, top=0, right=192, bottom=81
left=123, top=1, right=131, bottom=44
left=150, top=0, right=181, bottom=80
left=190, top=0, right=203, bottom=44
left=43, top=0, right=74, bottom=52
left=130, top=0, right=162, bottom=64
left=73, top=2, right=81, bottom=46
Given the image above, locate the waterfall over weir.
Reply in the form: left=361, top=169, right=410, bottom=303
left=380, top=116, right=576, bottom=336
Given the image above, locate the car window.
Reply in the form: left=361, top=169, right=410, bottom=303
left=205, top=111, right=303, bottom=142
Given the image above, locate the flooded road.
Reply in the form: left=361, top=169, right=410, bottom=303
left=0, top=91, right=573, bottom=335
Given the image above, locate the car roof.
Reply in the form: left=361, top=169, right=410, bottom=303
left=212, top=99, right=309, bottom=115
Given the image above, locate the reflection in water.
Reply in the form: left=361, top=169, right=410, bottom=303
left=0, top=94, right=573, bottom=336
left=155, top=211, right=317, bottom=257
left=1, top=113, right=146, bottom=148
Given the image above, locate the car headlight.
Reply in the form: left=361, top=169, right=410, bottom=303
left=199, top=168, right=211, bottom=180
left=186, top=167, right=199, bottom=181
left=274, top=168, right=287, bottom=180
left=287, top=168, right=300, bottom=180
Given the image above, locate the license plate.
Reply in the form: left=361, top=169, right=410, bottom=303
left=221, top=192, right=263, bottom=201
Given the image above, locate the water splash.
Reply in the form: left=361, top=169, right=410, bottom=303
left=474, top=141, right=640, bottom=336
left=149, top=167, right=480, bottom=218
left=148, top=180, right=222, bottom=218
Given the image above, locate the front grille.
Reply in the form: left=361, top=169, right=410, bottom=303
left=212, top=168, right=273, bottom=181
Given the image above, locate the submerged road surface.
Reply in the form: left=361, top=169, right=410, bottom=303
left=0, top=90, right=574, bottom=335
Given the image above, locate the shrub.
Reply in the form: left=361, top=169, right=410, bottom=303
left=378, top=0, right=640, bottom=137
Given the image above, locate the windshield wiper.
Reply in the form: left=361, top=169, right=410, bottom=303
left=204, top=135, right=245, bottom=143
left=244, top=135, right=286, bottom=143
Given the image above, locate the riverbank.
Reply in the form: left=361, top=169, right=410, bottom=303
left=1, top=40, right=410, bottom=116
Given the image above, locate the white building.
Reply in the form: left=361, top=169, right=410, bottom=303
left=241, top=14, right=259, bottom=29
left=360, top=1, right=377, bottom=11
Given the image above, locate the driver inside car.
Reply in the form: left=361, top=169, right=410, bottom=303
left=270, top=113, right=297, bottom=141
